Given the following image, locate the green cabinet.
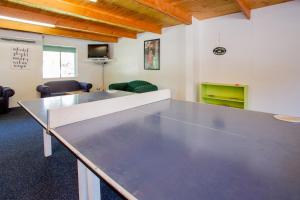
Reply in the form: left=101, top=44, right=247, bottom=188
left=199, top=82, right=248, bottom=109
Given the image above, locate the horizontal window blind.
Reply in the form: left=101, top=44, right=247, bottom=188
left=43, top=45, right=76, bottom=53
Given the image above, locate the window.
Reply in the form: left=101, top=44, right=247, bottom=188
left=43, top=45, right=76, bottom=78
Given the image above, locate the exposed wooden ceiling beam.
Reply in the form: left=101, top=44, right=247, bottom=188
left=234, top=0, right=251, bottom=19
left=0, top=18, right=118, bottom=42
left=4, top=0, right=162, bottom=33
left=134, top=0, right=192, bottom=24
left=0, top=5, right=137, bottom=39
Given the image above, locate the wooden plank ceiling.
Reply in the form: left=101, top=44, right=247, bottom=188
left=0, top=0, right=291, bottom=42
left=166, top=0, right=290, bottom=20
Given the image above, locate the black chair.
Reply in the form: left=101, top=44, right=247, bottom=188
left=36, top=80, right=92, bottom=98
left=0, top=86, right=15, bottom=114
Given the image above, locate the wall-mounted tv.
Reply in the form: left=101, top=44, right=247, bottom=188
left=88, top=44, right=109, bottom=59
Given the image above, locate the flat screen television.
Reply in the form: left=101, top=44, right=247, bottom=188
left=88, top=44, right=109, bottom=59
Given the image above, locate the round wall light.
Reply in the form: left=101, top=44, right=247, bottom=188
left=213, top=47, right=226, bottom=55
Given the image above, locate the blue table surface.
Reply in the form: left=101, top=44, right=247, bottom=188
left=19, top=91, right=131, bottom=127
left=54, top=99, right=300, bottom=200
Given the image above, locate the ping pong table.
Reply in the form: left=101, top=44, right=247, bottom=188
left=19, top=89, right=300, bottom=200
left=19, top=90, right=131, bottom=157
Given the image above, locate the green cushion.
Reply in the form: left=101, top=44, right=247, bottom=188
left=108, top=80, right=157, bottom=93
left=134, top=84, right=158, bottom=93
left=109, top=82, right=128, bottom=90
left=127, top=80, right=152, bottom=92
left=128, top=80, right=151, bottom=88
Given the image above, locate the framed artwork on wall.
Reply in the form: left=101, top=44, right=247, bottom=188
left=11, top=46, right=30, bottom=70
left=144, top=39, right=160, bottom=70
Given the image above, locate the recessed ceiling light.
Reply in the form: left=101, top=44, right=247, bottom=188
left=89, top=0, right=97, bottom=2
left=0, top=15, right=55, bottom=28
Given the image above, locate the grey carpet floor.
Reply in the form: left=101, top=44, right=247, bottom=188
left=0, top=108, right=122, bottom=200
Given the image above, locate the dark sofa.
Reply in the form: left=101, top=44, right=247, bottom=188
left=109, top=80, right=158, bottom=93
left=0, top=86, right=15, bottom=114
left=36, top=80, right=92, bottom=98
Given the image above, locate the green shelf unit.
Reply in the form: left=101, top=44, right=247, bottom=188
left=199, top=82, right=248, bottom=109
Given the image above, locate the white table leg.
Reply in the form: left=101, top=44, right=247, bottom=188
left=78, top=160, right=88, bottom=200
left=43, top=129, right=52, bottom=157
left=87, top=168, right=101, bottom=200
left=78, top=160, right=101, bottom=200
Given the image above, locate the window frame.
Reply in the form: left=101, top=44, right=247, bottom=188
left=42, top=45, right=77, bottom=79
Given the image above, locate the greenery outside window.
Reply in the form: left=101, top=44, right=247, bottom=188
left=43, top=45, right=77, bottom=78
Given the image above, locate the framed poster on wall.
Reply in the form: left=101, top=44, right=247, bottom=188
left=144, top=39, right=160, bottom=70
left=11, top=47, right=30, bottom=70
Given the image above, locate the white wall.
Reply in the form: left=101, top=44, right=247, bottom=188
left=195, top=1, right=300, bottom=116
left=106, top=1, right=300, bottom=116
left=0, top=30, right=42, bottom=107
left=1, top=1, right=299, bottom=116
left=106, top=25, right=187, bottom=100
left=0, top=29, right=105, bottom=107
